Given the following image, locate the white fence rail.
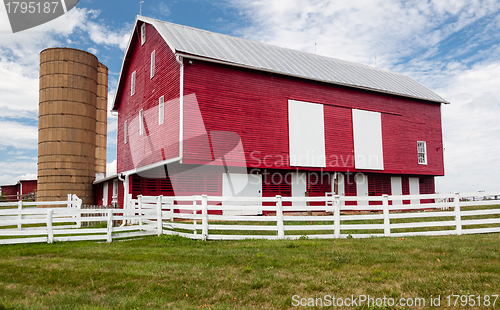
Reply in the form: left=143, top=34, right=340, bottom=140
left=131, top=191, right=500, bottom=241
left=1, top=192, right=499, bottom=244
left=0, top=195, right=159, bottom=245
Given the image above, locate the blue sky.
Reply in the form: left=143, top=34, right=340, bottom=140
left=0, top=0, right=499, bottom=193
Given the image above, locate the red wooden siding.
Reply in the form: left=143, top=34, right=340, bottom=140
left=107, top=180, right=114, bottom=206
left=117, top=179, right=125, bottom=208
left=1, top=184, right=18, bottom=196
left=20, top=180, right=37, bottom=195
left=307, top=172, right=332, bottom=206
left=183, top=60, right=444, bottom=176
left=261, top=170, right=291, bottom=209
left=368, top=174, right=392, bottom=196
left=131, top=175, right=174, bottom=198
left=419, top=176, right=435, bottom=204
left=368, top=174, right=392, bottom=205
left=116, top=22, right=180, bottom=173
left=94, top=183, right=103, bottom=205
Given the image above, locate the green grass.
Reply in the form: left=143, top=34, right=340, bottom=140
left=1, top=233, right=499, bottom=309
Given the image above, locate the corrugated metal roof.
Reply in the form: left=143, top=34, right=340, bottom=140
left=140, top=16, right=448, bottom=104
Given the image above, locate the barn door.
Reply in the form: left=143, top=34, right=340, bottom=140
left=391, top=177, right=402, bottom=207
left=356, top=173, right=368, bottom=206
left=222, top=173, right=262, bottom=215
left=291, top=172, right=307, bottom=207
left=409, top=177, right=420, bottom=205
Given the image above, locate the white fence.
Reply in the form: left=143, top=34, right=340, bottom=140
left=131, top=191, right=500, bottom=241
left=1, top=192, right=499, bottom=244
left=0, top=195, right=159, bottom=245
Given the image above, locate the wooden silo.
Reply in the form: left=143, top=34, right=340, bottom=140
left=38, top=47, right=107, bottom=205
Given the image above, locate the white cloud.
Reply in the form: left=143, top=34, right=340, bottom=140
left=228, top=0, right=500, bottom=193
left=0, top=60, right=39, bottom=112
left=106, top=160, right=117, bottom=177
left=0, top=6, right=130, bottom=152
left=435, top=62, right=500, bottom=192
left=7, top=151, right=24, bottom=155
left=0, top=6, right=132, bottom=185
left=0, top=161, right=37, bottom=185
left=88, top=47, right=98, bottom=55
left=18, top=173, right=37, bottom=180
left=0, top=120, right=38, bottom=149
left=230, top=0, right=500, bottom=68
left=159, top=2, right=171, bottom=16
left=86, top=21, right=130, bottom=50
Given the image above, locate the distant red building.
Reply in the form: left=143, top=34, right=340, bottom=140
left=94, top=16, right=447, bottom=209
left=1, top=180, right=37, bottom=201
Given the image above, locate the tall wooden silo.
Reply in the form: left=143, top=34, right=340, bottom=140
left=38, top=48, right=107, bottom=205
left=96, top=63, right=108, bottom=177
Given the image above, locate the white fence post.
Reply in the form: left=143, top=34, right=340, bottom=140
left=326, top=193, right=334, bottom=237
left=276, top=195, right=284, bottom=239
left=17, top=200, right=22, bottom=230
left=138, top=195, right=143, bottom=227
left=383, top=195, right=390, bottom=237
left=454, top=192, right=462, bottom=235
left=72, top=194, right=82, bottom=228
left=334, top=195, right=341, bottom=238
left=193, top=198, right=197, bottom=236
left=73, top=195, right=79, bottom=228
left=107, top=209, right=113, bottom=243
left=47, top=209, right=54, bottom=244
left=201, top=195, right=208, bottom=241
left=156, top=195, right=163, bottom=236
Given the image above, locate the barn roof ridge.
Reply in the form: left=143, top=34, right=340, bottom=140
left=113, top=15, right=449, bottom=110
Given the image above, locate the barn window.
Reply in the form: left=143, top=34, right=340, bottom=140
left=150, top=50, right=155, bottom=79
left=139, top=109, right=144, bottom=135
left=124, top=120, right=128, bottom=144
left=352, top=109, right=384, bottom=170
left=417, top=141, right=427, bottom=165
left=288, top=99, right=326, bottom=167
left=131, top=71, right=136, bottom=96
left=159, top=95, right=164, bottom=125
left=141, top=23, right=146, bottom=45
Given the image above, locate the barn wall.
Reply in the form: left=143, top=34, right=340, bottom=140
left=1, top=184, right=18, bottom=196
left=107, top=180, right=114, bottom=206
left=183, top=60, right=444, bottom=176
left=116, top=22, right=180, bottom=173
left=94, top=183, right=103, bottom=205
left=20, top=180, right=37, bottom=195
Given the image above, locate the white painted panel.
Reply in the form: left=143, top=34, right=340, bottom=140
left=291, top=172, right=307, bottom=207
left=288, top=100, right=326, bottom=167
left=223, top=173, right=262, bottom=215
left=391, top=177, right=402, bottom=206
left=102, top=182, right=108, bottom=206
left=352, top=109, right=384, bottom=170
left=409, top=177, right=420, bottom=205
left=356, top=173, right=369, bottom=206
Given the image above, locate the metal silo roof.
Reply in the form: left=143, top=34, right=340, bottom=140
left=140, top=16, right=449, bottom=104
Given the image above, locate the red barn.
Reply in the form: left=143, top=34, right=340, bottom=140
left=94, top=16, right=447, bottom=209
left=0, top=179, right=37, bottom=201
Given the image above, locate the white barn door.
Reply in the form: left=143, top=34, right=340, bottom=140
left=356, top=173, right=369, bottom=206
left=391, top=177, right=402, bottom=207
left=222, top=173, right=262, bottom=215
left=409, top=177, right=420, bottom=205
left=291, top=172, right=307, bottom=207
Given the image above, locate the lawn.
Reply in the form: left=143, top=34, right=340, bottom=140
left=0, top=233, right=499, bottom=310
